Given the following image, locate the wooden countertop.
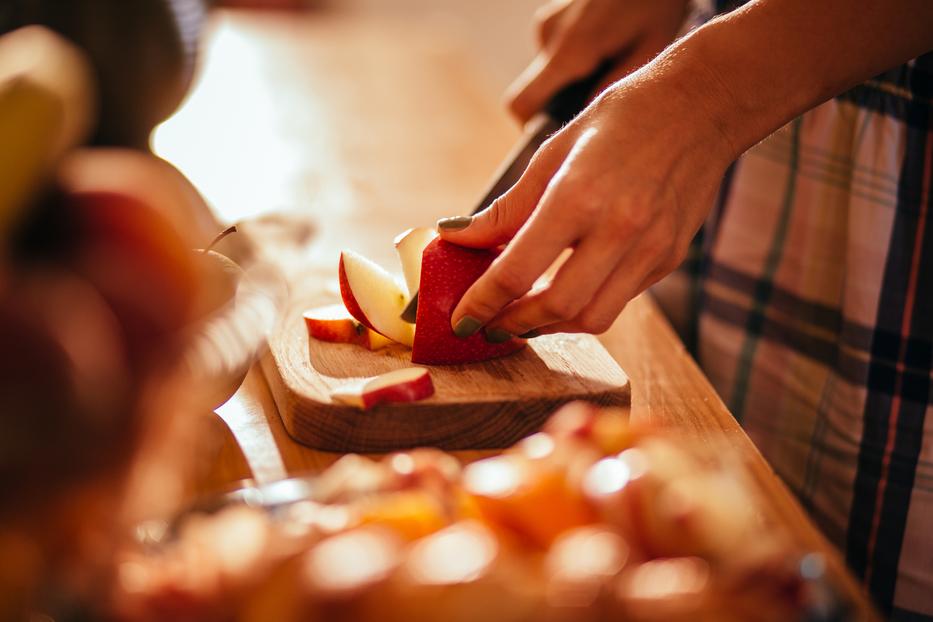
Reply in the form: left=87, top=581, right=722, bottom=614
left=156, top=8, right=878, bottom=619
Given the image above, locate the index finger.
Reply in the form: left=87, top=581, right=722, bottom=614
left=451, top=166, right=582, bottom=337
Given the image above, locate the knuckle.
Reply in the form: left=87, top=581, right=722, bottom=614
left=611, top=206, right=653, bottom=234
left=578, top=311, right=615, bottom=334
left=571, top=195, right=604, bottom=222
left=660, top=252, right=684, bottom=274
left=636, top=231, right=665, bottom=257
left=540, top=293, right=580, bottom=322
left=461, top=293, right=500, bottom=321
left=489, top=266, right=529, bottom=300
left=485, top=196, right=510, bottom=229
left=534, top=8, right=553, bottom=35
left=505, top=315, right=539, bottom=336
left=664, top=244, right=689, bottom=273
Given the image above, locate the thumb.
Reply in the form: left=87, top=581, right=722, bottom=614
left=437, top=136, right=568, bottom=248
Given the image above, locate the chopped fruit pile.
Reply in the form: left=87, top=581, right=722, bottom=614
left=306, top=227, right=525, bottom=365
left=108, top=403, right=816, bottom=622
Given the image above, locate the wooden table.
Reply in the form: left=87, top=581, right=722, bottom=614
left=155, top=8, right=879, bottom=619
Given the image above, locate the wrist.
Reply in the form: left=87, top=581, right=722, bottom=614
left=676, top=14, right=818, bottom=158
left=615, top=37, right=744, bottom=168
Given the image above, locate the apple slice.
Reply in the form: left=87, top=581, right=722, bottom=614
left=339, top=250, right=414, bottom=347
left=411, top=239, right=524, bottom=365
left=331, top=367, right=435, bottom=409
left=394, top=227, right=438, bottom=323
left=394, top=227, right=438, bottom=296
left=304, top=304, right=393, bottom=351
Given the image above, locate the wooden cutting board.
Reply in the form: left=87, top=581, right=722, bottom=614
left=261, top=290, right=630, bottom=452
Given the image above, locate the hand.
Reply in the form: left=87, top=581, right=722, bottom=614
left=438, top=71, right=735, bottom=340
left=507, top=0, right=691, bottom=122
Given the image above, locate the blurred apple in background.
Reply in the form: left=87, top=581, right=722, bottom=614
left=58, top=148, right=220, bottom=246
left=65, top=190, right=201, bottom=365
left=1, top=0, right=206, bottom=148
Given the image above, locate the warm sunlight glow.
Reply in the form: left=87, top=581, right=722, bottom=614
left=620, top=557, right=710, bottom=600
left=545, top=526, right=629, bottom=608
left=406, top=521, right=498, bottom=585
left=463, top=456, right=522, bottom=498
left=583, top=457, right=632, bottom=498
left=546, top=527, right=628, bottom=581
left=518, top=432, right=555, bottom=460
left=304, top=528, right=400, bottom=592
left=152, top=15, right=348, bottom=223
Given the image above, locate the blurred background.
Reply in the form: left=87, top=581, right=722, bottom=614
left=155, top=0, right=542, bottom=225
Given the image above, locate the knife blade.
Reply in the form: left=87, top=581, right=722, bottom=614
left=400, top=59, right=615, bottom=323
left=471, top=58, right=615, bottom=216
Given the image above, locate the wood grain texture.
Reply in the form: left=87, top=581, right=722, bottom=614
left=156, top=9, right=878, bottom=620
left=262, top=287, right=630, bottom=451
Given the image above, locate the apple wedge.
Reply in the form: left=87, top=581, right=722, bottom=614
left=304, top=304, right=393, bottom=350
left=394, top=227, right=437, bottom=323
left=394, top=227, right=437, bottom=296
left=331, top=367, right=434, bottom=409
left=339, top=250, right=414, bottom=347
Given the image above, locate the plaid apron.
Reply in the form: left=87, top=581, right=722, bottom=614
left=658, top=5, right=933, bottom=617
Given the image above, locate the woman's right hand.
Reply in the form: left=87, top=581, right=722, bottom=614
left=507, top=0, right=691, bottom=123
left=438, top=59, right=737, bottom=340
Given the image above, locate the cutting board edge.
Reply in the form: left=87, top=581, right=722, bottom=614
left=261, top=346, right=630, bottom=452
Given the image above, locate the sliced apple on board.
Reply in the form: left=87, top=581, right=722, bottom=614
left=304, top=304, right=393, bottom=351
left=411, top=239, right=525, bottom=365
left=331, top=367, right=435, bottom=409
left=339, top=249, right=415, bottom=347
left=394, top=226, right=438, bottom=323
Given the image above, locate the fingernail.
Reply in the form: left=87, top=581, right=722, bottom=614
left=518, top=329, right=540, bottom=339
left=484, top=328, right=513, bottom=343
left=437, top=216, right=473, bottom=231
left=453, top=316, right=482, bottom=338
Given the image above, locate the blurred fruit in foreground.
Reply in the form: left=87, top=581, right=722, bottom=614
left=463, top=447, right=597, bottom=549
left=0, top=272, right=131, bottom=515
left=382, top=520, right=538, bottom=622
left=0, top=25, right=94, bottom=246
left=102, top=403, right=821, bottom=621
left=3, top=0, right=206, bottom=148
left=64, top=189, right=200, bottom=368
left=541, top=525, right=630, bottom=622
left=0, top=272, right=139, bottom=621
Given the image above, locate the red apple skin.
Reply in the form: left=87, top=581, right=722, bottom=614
left=359, top=370, right=434, bottom=409
left=411, top=239, right=524, bottom=365
left=338, top=254, right=378, bottom=333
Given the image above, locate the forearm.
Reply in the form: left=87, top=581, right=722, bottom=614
left=651, top=0, right=933, bottom=159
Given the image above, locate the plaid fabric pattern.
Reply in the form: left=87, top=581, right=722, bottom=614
left=655, top=40, right=933, bottom=619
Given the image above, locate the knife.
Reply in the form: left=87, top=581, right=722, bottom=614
left=400, top=59, right=615, bottom=323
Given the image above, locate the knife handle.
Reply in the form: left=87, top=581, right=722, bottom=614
left=543, top=58, right=616, bottom=123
